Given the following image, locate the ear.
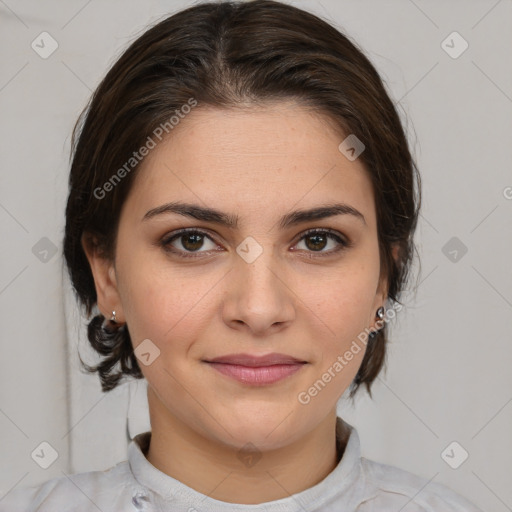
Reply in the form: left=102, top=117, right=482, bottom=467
left=369, top=243, right=400, bottom=330
left=81, top=232, right=124, bottom=323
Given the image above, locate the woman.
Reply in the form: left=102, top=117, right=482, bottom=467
left=1, top=1, right=482, bottom=510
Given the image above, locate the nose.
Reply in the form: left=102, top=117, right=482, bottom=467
left=222, top=250, right=296, bottom=336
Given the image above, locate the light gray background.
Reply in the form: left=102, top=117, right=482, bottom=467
left=1, top=0, right=511, bottom=510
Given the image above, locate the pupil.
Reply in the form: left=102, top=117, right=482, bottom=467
left=183, top=233, right=203, bottom=251
left=306, top=233, right=327, bottom=251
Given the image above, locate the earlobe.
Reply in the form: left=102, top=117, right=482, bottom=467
left=81, top=232, right=124, bottom=322
left=370, top=242, right=401, bottom=331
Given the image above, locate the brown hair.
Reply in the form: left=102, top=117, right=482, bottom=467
left=63, top=0, right=420, bottom=396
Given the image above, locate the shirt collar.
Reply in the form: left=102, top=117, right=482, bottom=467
left=128, top=416, right=365, bottom=511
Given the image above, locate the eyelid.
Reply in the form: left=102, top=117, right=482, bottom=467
left=160, top=227, right=351, bottom=258
left=296, top=227, right=349, bottom=245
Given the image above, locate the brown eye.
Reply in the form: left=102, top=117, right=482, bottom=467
left=160, top=227, right=349, bottom=259
left=294, top=229, right=349, bottom=255
left=161, top=229, right=220, bottom=257
left=304, top=232, right=328, bottom=251
left=180, top=232, right=205, bottom=251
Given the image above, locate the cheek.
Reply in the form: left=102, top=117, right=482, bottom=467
left=302, top=260, right=380, bottom=332
left=115, top=254, right=220, bottom=348
left=294, top=254, right=381, bottom=381
left=300, top=273, right=376, bottom=390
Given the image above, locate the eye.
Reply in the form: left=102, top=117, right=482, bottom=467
left=293, top=228, right=349, bottom=256
left=160, top=227, right=350, bottom=259
left=160, top=229, right=221, bottom=258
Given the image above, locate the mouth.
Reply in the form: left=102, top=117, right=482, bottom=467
left=202, top=353, right=308, bottom=386
left=204, top=361, right=306, bottom=386
left=204, top=352, right=307, bottom=366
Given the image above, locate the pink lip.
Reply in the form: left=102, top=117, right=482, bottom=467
left=203, top=353, right=307, bottom=386
left=205, top=352, right=307, bottom=367
left=206, top=362, right=305, bottom=386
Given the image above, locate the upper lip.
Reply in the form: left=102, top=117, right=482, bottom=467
left=204, top=352, right=307, bottom=367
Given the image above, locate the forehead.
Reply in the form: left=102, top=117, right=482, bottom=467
left=123, top=102, right=376, bottom=228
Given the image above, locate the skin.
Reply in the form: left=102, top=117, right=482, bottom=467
left=83, top=101, right=389, bottom=505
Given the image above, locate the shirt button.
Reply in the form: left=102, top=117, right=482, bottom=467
left=132, top=491, right=150, bottom=510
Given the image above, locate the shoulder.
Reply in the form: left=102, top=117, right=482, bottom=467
left=0, top=460, right=143, bottom=512
left=357, top=457, right=483, bottom=511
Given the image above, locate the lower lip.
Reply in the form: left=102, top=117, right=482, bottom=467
left=206, top=362, right=305, bottom=386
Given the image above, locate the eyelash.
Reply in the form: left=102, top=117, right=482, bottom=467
left=159, top=228, right=351, bottom=259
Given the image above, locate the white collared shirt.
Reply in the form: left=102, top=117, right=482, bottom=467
left=0, top=418, right=483, bottom=511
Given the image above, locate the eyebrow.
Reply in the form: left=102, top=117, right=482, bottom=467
left=142, top=201, right=366, bottom=229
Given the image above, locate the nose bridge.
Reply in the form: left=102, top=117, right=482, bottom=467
left=236, top=236, right=283, bottom=298
left=223, top=235, right=295, bottom=332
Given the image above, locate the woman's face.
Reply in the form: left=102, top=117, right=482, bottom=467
left=90, top=101, right=386, bottom=451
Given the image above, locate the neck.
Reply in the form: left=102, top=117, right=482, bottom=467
left=145, top=389, right=347, bottom=505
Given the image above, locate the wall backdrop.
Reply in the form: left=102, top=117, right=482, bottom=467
left=1, top=1, right=511, bottom=510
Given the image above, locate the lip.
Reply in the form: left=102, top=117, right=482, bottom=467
left=204, top=352, right=307, bottom=367
left=206, top=362, right=305, bottom=386
left=203, top=353, right=308, bottom=386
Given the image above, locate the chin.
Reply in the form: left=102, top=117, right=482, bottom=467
left=213, top=410, right=300, bottom=450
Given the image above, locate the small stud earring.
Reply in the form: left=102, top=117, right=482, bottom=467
left=376, top=307, right=385, bottom=320
left=110, top=310, right=117, bottom=323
